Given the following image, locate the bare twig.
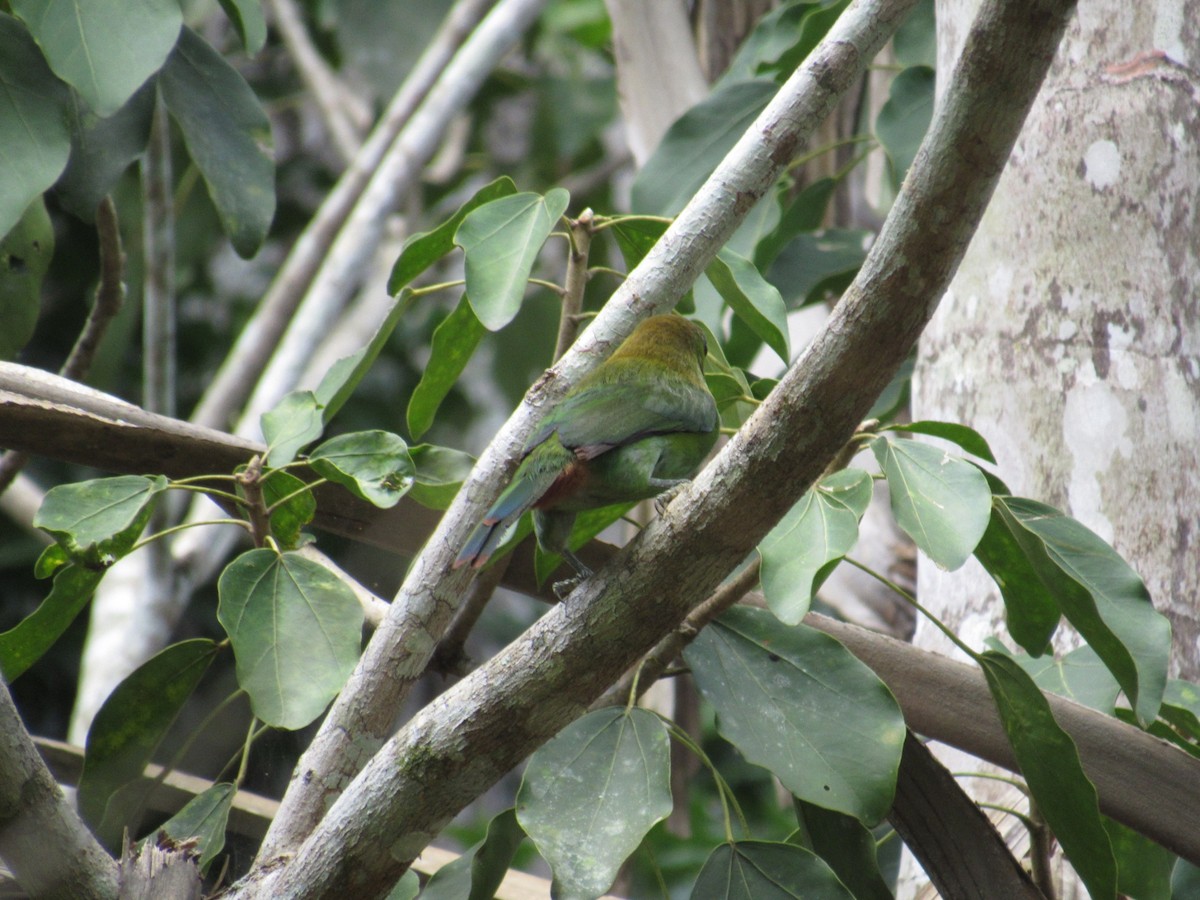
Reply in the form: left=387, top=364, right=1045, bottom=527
left=266, top=0, right=369, bottom=164
left=553, top=209, right=595, bottom=360
left=190, top=0, right=501, bottom=431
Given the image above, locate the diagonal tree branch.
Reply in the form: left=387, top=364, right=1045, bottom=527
left=234, top=0, right=1079, bottom=895
left=251, top=0, right=922, bottom=870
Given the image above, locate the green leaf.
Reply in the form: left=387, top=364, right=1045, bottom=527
left=978, top=651, right=1117, bottom=900
left=974, top=501, right=1061, bottom=654
left=691, top=841, right=855, bottom=900
left=995, top=496, right=1169, bottom=726
left=609, top=216, right=668, bottom=271
left=314, top=290, right=409, bottom=423
left=385, top=871, right=420, bottom=900
left=875, top=66, right=935, bottom=190
left=0, top=197, right=54, bottom=360
left=760, top=0, right=852, bottom=78
left=261, top=391, right=324, bottom=468
left=78, top=639, right=217, bottom=845
left=157, top=782, right=235, bottom=873
left=407, top=297, right=486, bottom=440
left=720, top=2, right=826, bottom=85
left=11, top=0, right=180, bottom=117
left=261, top=469, right=316, bottom=549
left=768, top=228, right=869, bottom=308
left=419, top=809, right=524, bottom=900
left=883, top=420, right=996, bottom=463
left=35, top=475, right=167, bottom=568
left=0, top=14, right=72, bottom=239
left=632, top=79, right=776, bottom=216
left=217, top=549, right=363, bottom=729
left=55, top=82, right=155, bottom=221
left=754, top=177, right=836, bottom=269
left=160, top=27, right=275, bottom=258
left=794, top=800, right=894, bottom=900
left=1161, top=679, right=1200, bottom=742
left=309, top=430, right=414, bottom=508
left=408, top=444, right=475, bottom=510
left=455, top=188, right=570, bottom=331
left=893, top=0, right=936, bottom=68
left=0, top=564, right=102, bottom=680
left=685, top=607, right=904, bottom=824
left=705, top=248, right=790, bottom=364
left=387, top=176, right=517, bottom=294
left=871, top=434, right=990, bottom=570
left=759, top=468, right=873, bottom=625
left=217, top=0, right=266, bottom=54
left=33, top=543, right=69, bottom=579
left=986, top=639, right=1120, bottom=714
left=1105, top=816, right=1174, bottom=900
left=517, top=707, right=671, bottom=899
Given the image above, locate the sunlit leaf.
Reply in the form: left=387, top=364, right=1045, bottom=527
left=456, top=188, right=570, bottom=330
left=759, top=468, right=873, bottom=625
left=310, top=430, right=415, bottom=508
left=261, top=391, right=324, bottom=467
left=872, top=435, right=990, bottom=570
left=35, top=475, right=168, bottom=568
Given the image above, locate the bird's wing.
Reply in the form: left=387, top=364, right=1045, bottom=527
left=532, top=366, right=718, bottom=460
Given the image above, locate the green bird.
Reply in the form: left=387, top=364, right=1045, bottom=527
left=454, top=314, right=719, bottom=581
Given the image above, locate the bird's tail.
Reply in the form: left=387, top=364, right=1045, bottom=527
left=452, top=475, right=541, bottom=569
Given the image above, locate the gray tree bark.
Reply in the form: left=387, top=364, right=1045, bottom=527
left=904, top=0, right=1200, bottom=895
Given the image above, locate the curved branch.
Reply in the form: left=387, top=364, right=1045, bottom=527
left=240, top=0, right=1081, bottom=896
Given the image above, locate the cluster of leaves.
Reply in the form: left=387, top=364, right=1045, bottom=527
left=3, top=1, right=1198, bottom=899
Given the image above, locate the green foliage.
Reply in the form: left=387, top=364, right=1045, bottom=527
left=759, top=468, right=874, bottom=624
left=979, top=652, right=1118, bottom=900
left=0, top=197, right=55, bottom=360
left=78, top=639, right=218, bottom=848
left=10, top=0, right=180, bottom=117
left=691, top=841, right=855, bottom=899
left=160, top=28, right=276, bottom=258
left=419, top=809, right=524, bottom=900
left=35, top=475, right=168, bottom=568
left=156, top=782, right=236, bottom=873
left=310, top=430, right=415, bottom=508
left=685, top=607, right=905, bottom=825
left=217, top=549, right=363, bottom=729
left=407, top=297, right=486, bottom=440
left=0, top=14, right=72, bottom=239
left=518, top=708, right=671, bottom=899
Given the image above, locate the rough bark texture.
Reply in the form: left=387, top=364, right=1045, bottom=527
left=902, top=1, right=1200, bottom=896
left=226, top=1, right=1077, bottom=896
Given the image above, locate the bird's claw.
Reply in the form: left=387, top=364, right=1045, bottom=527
left=654, top=481, right=688, bottom=516
left=553, top=575, right=584, bottom=600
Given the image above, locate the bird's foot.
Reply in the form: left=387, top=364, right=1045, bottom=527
left=654, top=480, right=690, bottom=516
left=553, top=575, right=583, bottom=600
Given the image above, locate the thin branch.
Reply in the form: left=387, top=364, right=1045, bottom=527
left=553, top=209, right=595, bottom=360
left=266, top=0, right=369, bottom=164
left=0, top=680, right=118, bottom=899
left=190, top=0, right=501, bottom=431
left=238, top=0, right=922, bottom=891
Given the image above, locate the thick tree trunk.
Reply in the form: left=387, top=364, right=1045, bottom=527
left=905, top=0, right=1200, bottom=895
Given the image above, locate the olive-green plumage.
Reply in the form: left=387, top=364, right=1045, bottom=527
left=454, top=315, right=718, bottom=577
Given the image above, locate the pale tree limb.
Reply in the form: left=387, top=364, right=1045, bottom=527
left=266, top=0, right=370, bottom=164
left=190, top=0, right=501, bottom=431
left=0, top=680, right=118, bottom=899
left=228, top=0, right=1081, bottom=895
left=604, top=0, right=708, bottom=165
left=247, top=0, right=921, bottom=879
